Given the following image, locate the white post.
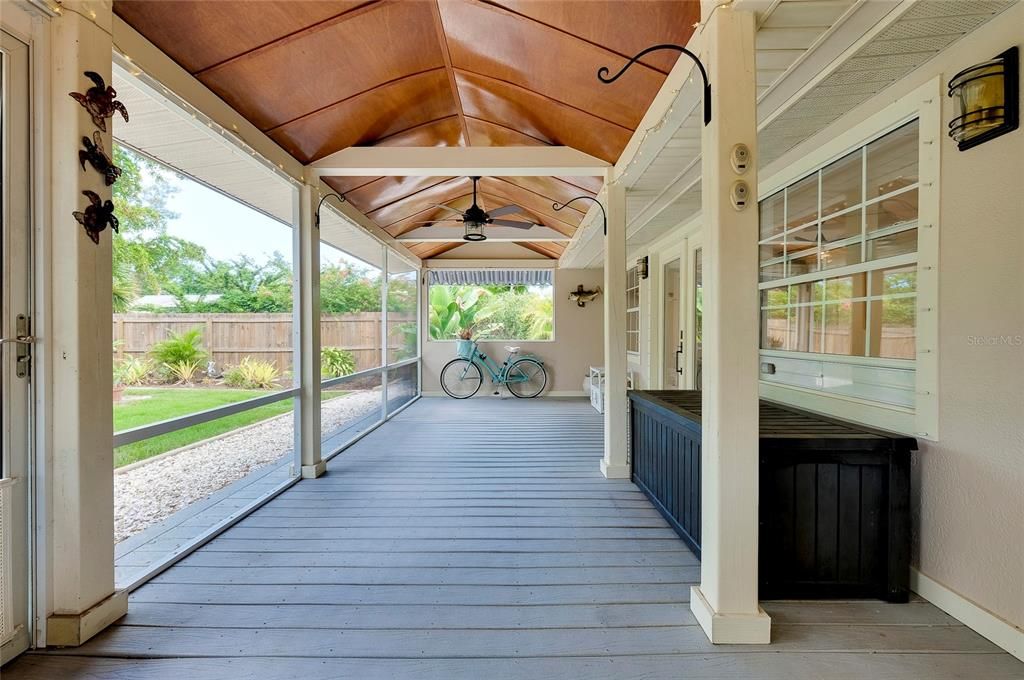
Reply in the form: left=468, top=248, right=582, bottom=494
left=45, top=2, right=128, bottom=645
left=295, top=179, right=324, bottom=478
left=381, top=244, right=389, bottom=420
left=689, top=4, right=771, bottom=643
left=601, top=175, right=629, bottom=478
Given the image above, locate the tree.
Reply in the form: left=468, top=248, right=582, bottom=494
left=111, top=145, right=207, bottom=299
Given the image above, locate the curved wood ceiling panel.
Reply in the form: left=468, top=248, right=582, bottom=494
left=491, top=1, right=699, bottom=74
left=114, top=1, right=361, bottom=73
left=439, top=0, right=665, bottom=130
left=197, top=1, right=445, bottom=130
left=344, top=176, right=458, bottom=215
left=456, top=70, right=631, bottom=163
left=268, top=69, right=458, bottom=162
left=465, top=117, right=548, bottom=147
left=113, top=0, right=697, bottom=258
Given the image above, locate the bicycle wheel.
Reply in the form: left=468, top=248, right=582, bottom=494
left=440, top=359, right=483, bottom=399
left=505, top=358, right=547, bottom=398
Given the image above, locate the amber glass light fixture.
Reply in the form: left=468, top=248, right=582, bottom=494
left=947, top=47, right=1018, bottom=151
left=463, top=221, right=486, bottom=241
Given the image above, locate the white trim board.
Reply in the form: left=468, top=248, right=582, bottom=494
left=421, top=391, right=587, bottom=399
left=911, top=568, right=1024, bottom=663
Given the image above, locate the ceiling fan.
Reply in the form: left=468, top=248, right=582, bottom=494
left=425, top=176, right=538, bottom=241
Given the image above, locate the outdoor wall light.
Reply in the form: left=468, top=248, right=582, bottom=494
left=637, top=256, right=650, bottom=280
left=947, top=46, right=1018, bottom=151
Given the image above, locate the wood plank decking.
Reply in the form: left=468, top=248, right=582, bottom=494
left=8, top=398, right=1023, bottom=679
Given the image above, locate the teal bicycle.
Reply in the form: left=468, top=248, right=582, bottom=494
left=441, top=340, right=548, bottom=399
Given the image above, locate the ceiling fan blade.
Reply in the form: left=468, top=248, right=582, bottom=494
left=490, top=219, right=536, bottom=229
left=408, top=219, right=463, bottom=225
left=431, top=204, right=464, bottom=216
left=487, top=204, right=527, bottom=218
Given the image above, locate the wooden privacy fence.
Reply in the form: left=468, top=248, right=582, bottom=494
left=113, top=313, right=415, bottom=372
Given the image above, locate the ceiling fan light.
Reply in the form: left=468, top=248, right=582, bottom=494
left=464, top=222, right=486, bottom=241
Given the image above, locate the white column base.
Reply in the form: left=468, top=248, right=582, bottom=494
left=301, top=460, right=327, bottom=478
left=47, top=589, right=128, bottom=647
left=690, top=585, right=771, bottom=644
left=600, top=459, right=630, bottom=479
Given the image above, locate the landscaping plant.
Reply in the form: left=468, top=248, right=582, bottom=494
left=114, top=355, right=154, bottom=386
left=150, top=327, right=207, bottom=368
left=321, top=347, right=356, bottom=378
left=224, top=357, right=281, bottom=389
left=164, top=359, right=201, bottom=385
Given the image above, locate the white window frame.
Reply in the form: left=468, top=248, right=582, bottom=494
left=757, top=79, right=940, bottom=440
left=626, top=265, right=641, bottom=356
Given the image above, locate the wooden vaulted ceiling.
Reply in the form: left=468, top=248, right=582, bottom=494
left=114, top=0, right=699, bottom=259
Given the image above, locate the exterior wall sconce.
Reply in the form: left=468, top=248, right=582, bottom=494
left=947, top=46, right=1018, bottom=151
left=637, top=256, right=650, bottom=280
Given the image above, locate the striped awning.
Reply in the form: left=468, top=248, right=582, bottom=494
left=428, top=269, right=553, bottom=286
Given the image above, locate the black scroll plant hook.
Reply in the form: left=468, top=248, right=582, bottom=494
left=598, top=44, right=712, bottom=126
left=315, top=193, right=346, bottom=229
left=553, top=196, right=608, bottom=237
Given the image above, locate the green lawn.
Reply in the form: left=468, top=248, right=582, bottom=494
left=114, top=388, right=343, bottom=468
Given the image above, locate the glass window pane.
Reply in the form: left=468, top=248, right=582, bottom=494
left=786, top=173, right=819, bottom=229
left=870, top=265, right=917, bottom=296
left=866, top=228, right=917, bottom=261
left=824, top=273, right=866, bottom=302
left=791, top=280, right=825, bottom=304
left=761, top=306, right=789, bottom=350
left=322, top=372, right=383, bottom=456
left=321, top=242, right=383, bottom=370
left=788, top=250, right=819, bottom=277
left=760, top=285, right=790, bottom=309
left=821, top=149, right=862, bottom=218
left=760, top=237, right=785, bottom=264
left=823, top=300, right=867, bottom=357
left=821, top=243, right=862, bottom=271
left=821, top=209, right=861, bottom=243
left=386, top=361, right=417, bottom=416
left=785, top=223, right=818, bottom=256
left=870, top=298, right=916, bottom=359
left=866, top=119, right=919, bottom=199
left=866, top=188, right=918, bottom=232
left=386, top=254, right=418, bottom=363
left=760, top=190, right=786, bottom=239
left=760, top=261, right=786, bottom=283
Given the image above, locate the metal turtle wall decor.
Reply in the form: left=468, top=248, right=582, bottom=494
left=69, top=71, right=129, bottom=131
left=568, top=285, right=601, bottom=308
left=73, top=190, right=119, bottom=244
left=79, top=131, right=122, bottom=186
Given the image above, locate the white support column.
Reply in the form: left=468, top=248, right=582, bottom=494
left=45, top=1, right=128, bottom=645
left=380, top=244, right=389, bottom=421
left=295, top=179, right=324, bottom=478
left=601, top=175, right=629, bottom=479
left=689, top=4, right=771, bottom=644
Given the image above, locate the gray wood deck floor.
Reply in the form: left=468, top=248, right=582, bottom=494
left=9, top=398, right=1023, bottom=679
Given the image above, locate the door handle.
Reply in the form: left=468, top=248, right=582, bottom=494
left=675, top=342, right=684, bottom=375
left=0, top=336, right=34, bottom=345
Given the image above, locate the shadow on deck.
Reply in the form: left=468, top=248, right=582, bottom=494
left=8, top=398, right=1022, bottom=679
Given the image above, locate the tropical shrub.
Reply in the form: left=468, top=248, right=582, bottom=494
left=150, top=327, right=207, bottom=366
left=224, top=357, right=281, bottom=389
left=321, top=347, right=356, bottom=378
left=164, top=359, right=201, bottom=384
left=114, top=356, right=154, bottom=386
left=428, top=285, right=494, bottom=340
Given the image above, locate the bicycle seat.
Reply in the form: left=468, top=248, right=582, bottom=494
left=505, top=346, right=520, bottom=354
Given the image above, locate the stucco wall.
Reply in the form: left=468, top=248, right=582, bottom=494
left=761, top=7, right=1024, bottom=631
left=422, top=268, right=604, bottom=395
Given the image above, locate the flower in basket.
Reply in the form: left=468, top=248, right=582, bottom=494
left=457, top=327, right=473, bottom=340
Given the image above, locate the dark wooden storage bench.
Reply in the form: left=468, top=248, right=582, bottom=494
left=628, top=390, right=917, bottom=602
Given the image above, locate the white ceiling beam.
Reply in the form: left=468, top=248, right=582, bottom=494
left=309, top=146, right=609, bottom=177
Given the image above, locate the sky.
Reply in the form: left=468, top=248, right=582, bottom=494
left=161, top=173, right=371, bottom=272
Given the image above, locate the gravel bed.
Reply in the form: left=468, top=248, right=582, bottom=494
left=114, top=390, right=383, bottom=543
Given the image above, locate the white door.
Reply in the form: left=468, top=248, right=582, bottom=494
left=661, top=257, right=683, bottom=388
left=685, top=238, right=704, bottom=390
left=0, top=30, right=33, bottom=663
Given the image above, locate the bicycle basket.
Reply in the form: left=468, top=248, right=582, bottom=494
left=456, top=339, right=476, bottom=359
